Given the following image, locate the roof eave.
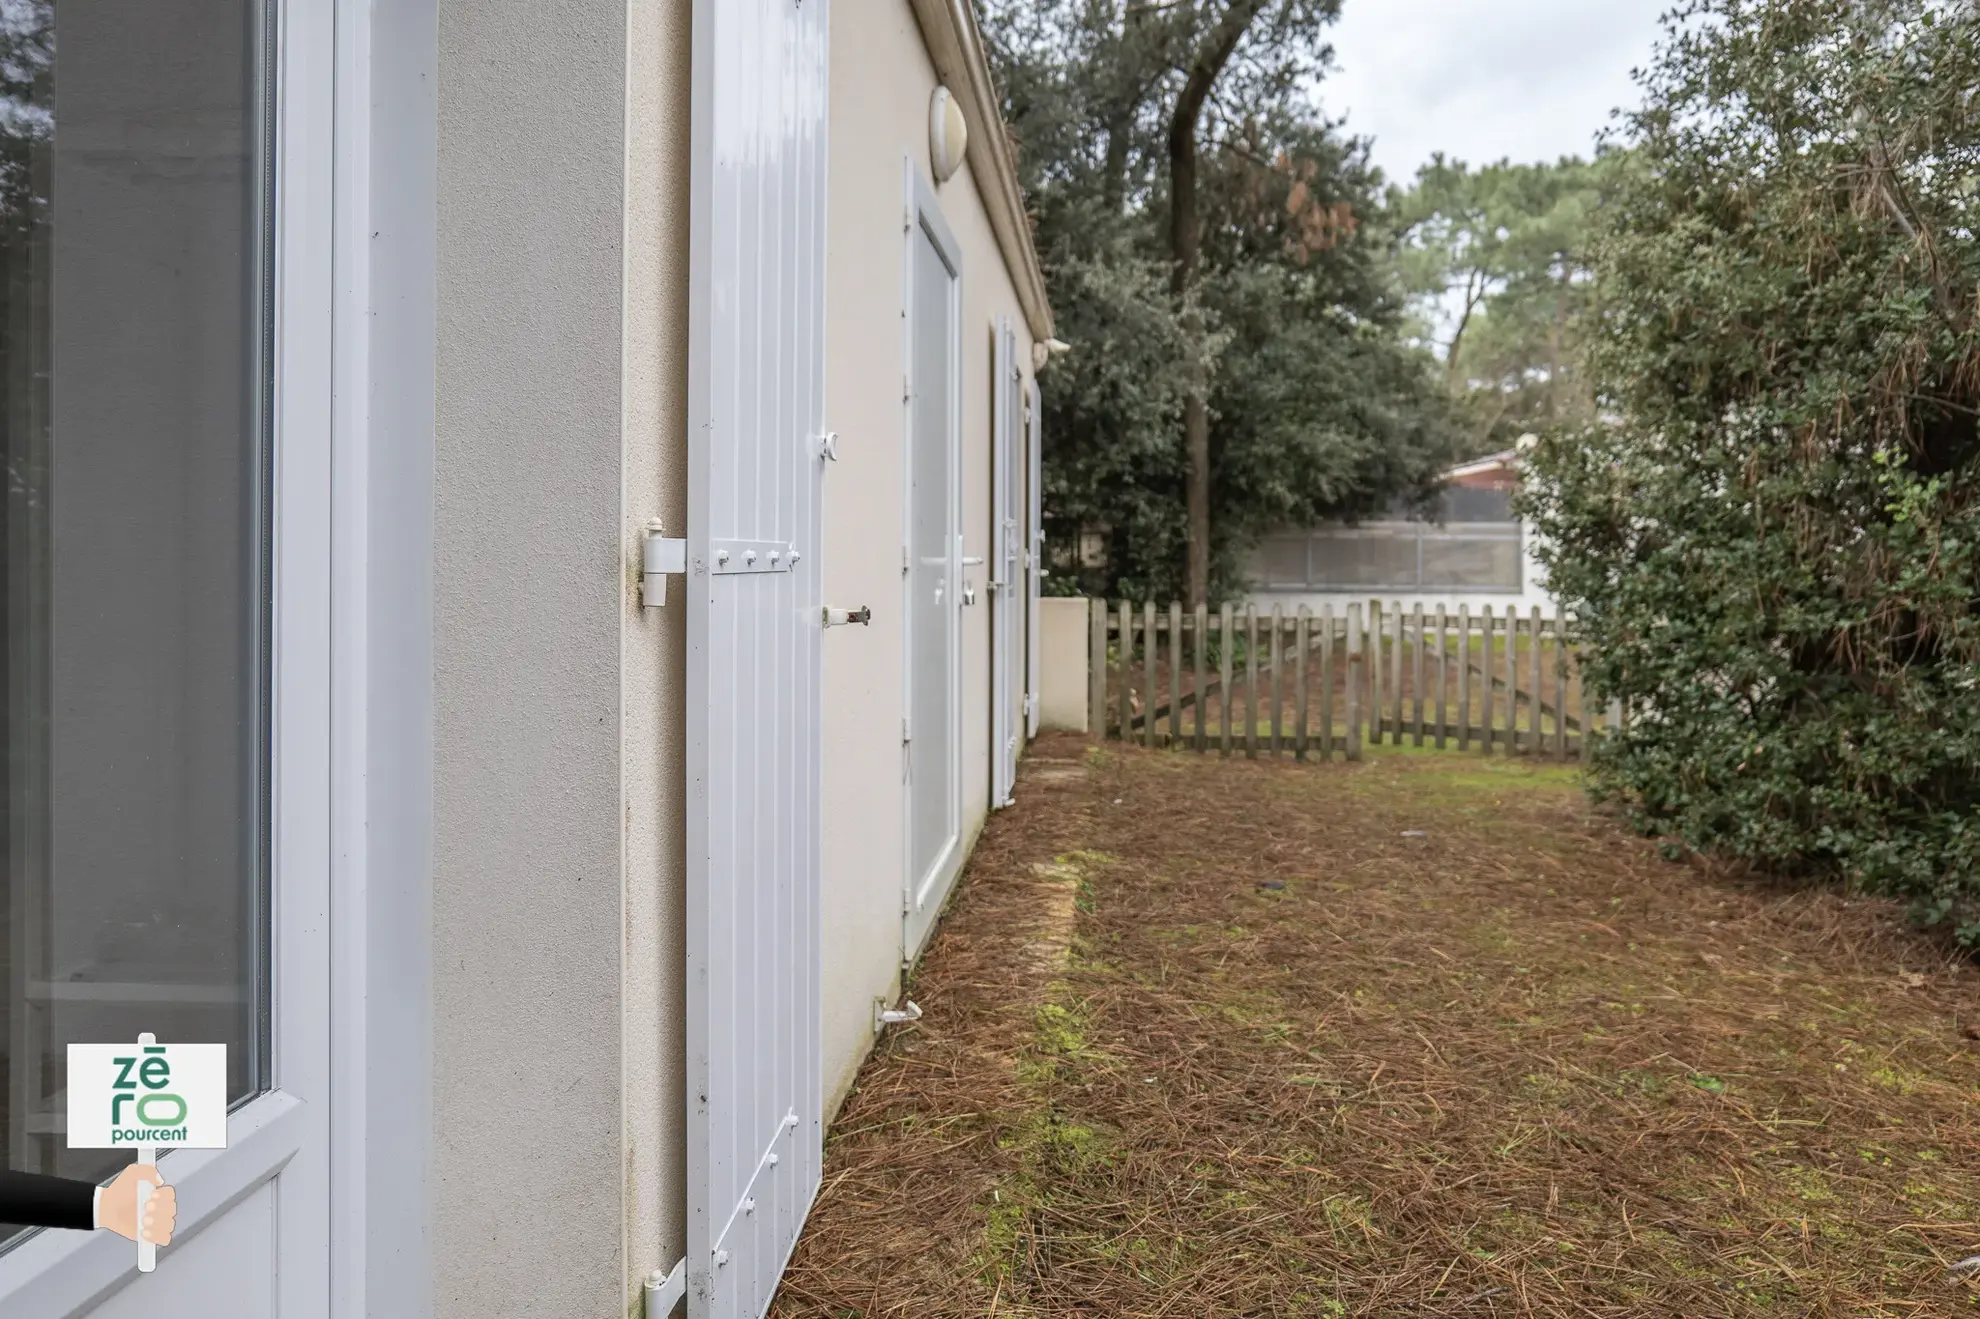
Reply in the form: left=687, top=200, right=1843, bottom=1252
left=907, top=0, right=1056, bottom=344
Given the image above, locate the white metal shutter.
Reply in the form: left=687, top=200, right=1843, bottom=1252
left=991, top=318, right=1018, bottom=806
left=685, top=2, right=827, bottom=1316
left=1026, top=376, right=1043, bottom=738
left=903, top=173, right=964, bottom=963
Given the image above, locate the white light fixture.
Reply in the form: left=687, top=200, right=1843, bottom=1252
left=930, top=86, right=968, bottom=184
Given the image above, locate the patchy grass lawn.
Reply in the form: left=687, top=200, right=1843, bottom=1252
left=772, top=736, right=1980, bottom=1317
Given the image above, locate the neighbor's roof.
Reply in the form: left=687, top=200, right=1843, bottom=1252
left=1444, top=449, right=1521, bottom=482
left=908, top=0, right=1055, bottom=343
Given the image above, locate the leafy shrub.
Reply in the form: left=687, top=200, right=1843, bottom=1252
left=1523, top=0, right=1980, bottom=938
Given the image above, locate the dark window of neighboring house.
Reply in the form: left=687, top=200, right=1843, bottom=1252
left=0, top=0, right=274, bottom=1243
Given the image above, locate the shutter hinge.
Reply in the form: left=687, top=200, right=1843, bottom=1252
left=644, top=1259, right=687, bottom=1318
left=641, top=520, right=689, bottom=608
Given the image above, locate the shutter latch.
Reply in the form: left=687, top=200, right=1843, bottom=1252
left=874, top=997, right=923, bottom=1032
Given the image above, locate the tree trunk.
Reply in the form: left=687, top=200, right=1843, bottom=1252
left=1171, top=98, right=1209, bottom=606
left=1183, top=388, right=1210, bottom=606
left=1168, top=0, right=1268, bottom=608
left=1445, top=268, right=1483, bottom=392
left=1104, top=4, right=1151, bottom=215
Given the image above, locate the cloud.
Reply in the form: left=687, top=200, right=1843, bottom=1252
left=1320, top=0, right=1669, bottom=184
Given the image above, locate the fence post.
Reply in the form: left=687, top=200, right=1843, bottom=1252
left=1319, top=606, right=1336, bottom=762
left=1294, top=608, right=1310, bottom=762
left=1137, top=602, right=1153, bottom=748
left=1167, top=602, right=1182, bottom=747
left=1117, top=601, right=1133, bottom=746
left=1529, top=605, right=1544, bottom=755
left=1412, top=604, right=1426, bottom=747
left=1368, top=600, right=1383, bottom=750
left=1193, top=603, right=1208, bottom=753
left=1245, top=604, right=1259, bottom=759
left=1391, top=600, right=1406, bottom=747
left=1089, top=597, right=1107, bottom=743
left=1496, top=602, right=1512, bottom=748
left=1553, top=603, right=1568, bottom=758
left=1480, top=605, right=1495, bottom=755
left=1219, top=604, right=1234, bottom=758
left=1346, top=602, right=1362, bottom=761
left=1268, top=605, right=1283, bottom=758
left=1512, top=606, right=1528, bottom=748
left=1259, top=602, right=1275, bottom=756
left=1457, top=604, right=1471, bottom=752
left=1433, top=605, right=1447, bottom=749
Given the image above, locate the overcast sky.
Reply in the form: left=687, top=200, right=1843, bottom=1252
left=1319, top=0, right=1673, bottom=186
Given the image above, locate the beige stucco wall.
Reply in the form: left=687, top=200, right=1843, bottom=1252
left=622, top=0, right=693, bottom=1310
left=1038, top=597, right=1091, bottom=733
left=436, top=1, right=691, bottom=1315
left=435, top=3, right=1040, bottom=1309
left=821, top=0, right=1040, bottom=1117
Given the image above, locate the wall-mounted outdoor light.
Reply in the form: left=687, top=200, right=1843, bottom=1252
left=930, top=86, right=967, bottom=183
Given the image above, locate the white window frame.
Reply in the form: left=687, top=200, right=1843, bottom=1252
left=0, top=0, right=434, bottom=1309
left=0, top=0, right=330, bottom=1307
left=901, top=159, right=965, bottom=961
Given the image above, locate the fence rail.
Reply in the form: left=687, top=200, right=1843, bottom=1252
left=1089, top=599, right=1619, bottom=761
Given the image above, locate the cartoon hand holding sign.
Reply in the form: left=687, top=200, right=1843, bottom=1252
left=54, top=1033, right=227, bottom=1272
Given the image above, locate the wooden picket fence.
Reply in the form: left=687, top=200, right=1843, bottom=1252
left=1090, top=599, right=1618, bottom=762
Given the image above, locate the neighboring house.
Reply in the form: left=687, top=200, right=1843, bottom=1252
left=0, top=3, right=1050, bottom=1318
left=1246, top=446, right=1559, bottom=616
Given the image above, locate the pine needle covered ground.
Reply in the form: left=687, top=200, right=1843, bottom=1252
left=771, top=736, right=1980, bottom=1317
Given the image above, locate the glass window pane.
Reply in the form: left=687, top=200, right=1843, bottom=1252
left=1421, top=528, right=1524, bottom=589
left=1305, top=526, right=1421, bottom=589
left=1442, top=486, right=1515, bottom=522
left=1256, top=536, right=1309, bottom=589
left=0, top=0, right=271, bottom=1236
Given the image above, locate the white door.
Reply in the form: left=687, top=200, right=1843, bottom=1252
left=1026, top=378, right=1044, bottom=739
left=685, top=2, right=829, bottom=1317
left=0, top=0, right=332, bottom=1311
left=990, top=320, right=1020, bottom=808
left=903, top=168, right=963, bottom=961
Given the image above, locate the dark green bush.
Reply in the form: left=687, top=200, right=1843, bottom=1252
left=1523, top=0, right=1980, bottom=938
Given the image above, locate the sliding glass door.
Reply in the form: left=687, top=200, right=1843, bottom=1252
left=0, top=1, right=335, bottom=1311
left=1, top=0, right=273, bottom=1206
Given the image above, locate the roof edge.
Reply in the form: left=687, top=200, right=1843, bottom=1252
left=907, top=0, right=1056, bottom=343
left=1444, top=449, right=1522, bottom=480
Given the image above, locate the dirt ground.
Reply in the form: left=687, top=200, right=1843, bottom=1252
left=771, top=736, right=1980, bottom=1317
